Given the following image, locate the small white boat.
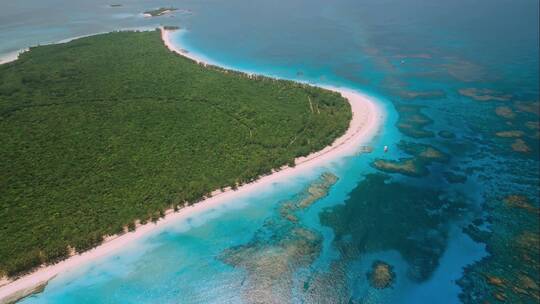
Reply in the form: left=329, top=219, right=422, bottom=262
left=384, top=145, right=388, bottom=152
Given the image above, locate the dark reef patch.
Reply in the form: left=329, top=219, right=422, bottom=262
left=443, top=171, right=467, bottom=184
left=397, top=141, right=450, bottom=162
left=459, top=192, right=540, bottom=303
left=395, top=104, right=435, bottom=138
left=320, top=174, right=467, bottom=282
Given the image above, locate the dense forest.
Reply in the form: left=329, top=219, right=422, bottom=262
left=0, top=30, right=351, bottom=277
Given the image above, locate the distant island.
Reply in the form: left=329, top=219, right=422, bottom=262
left=143, top=7, right=178, bottom=17
left=163, top=25, right=180, bottom=31
left=0, top=29, right=352, bottom=278
left=109, top=4, right=122, bottom=8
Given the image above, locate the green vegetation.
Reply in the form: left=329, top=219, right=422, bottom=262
left=0, top=30, right=351, bottom=276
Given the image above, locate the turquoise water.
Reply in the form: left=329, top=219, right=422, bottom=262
left=3, top=0, right=538, bottom=303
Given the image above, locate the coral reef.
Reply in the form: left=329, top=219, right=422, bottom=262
left=320, top=174, right=467, bottom=282
left=395, top=104, right=434, bottom=138
left=495, top=130, right=524, bottom=138
left=367, top=261, right=396, bottom=289
left=444, top=171, right=467, bottom=184
left=219, top=173, right=337, bottom=303
left=515, top=101, right=540, bottom=116
left=459, top=193, right=540, bottom=303
left=397, top=141, right=450, bottom=162
left=443, top=58, right=486, bottom=82
left=279, top=172, right=338, bottom=222
left=398, top=90, right=446, bottom=100
left=525, top=121, right=539, bottom=130
left=511, top=139, right=531, bottom=153
left=297, top=173, right=338, bottom=209
left=495, top=106, right=516, bottom=119
left=221, top=226, right=322, bottom=303
left=372, top=158, right=427, bottom=177
left=504, top=195, right=539, bottom=215
left=458, top=88, right=512, bottom=102
left=372, top=141, right=449, bottom=177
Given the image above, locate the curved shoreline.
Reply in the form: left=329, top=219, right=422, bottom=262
left=0, top=28, right=383, bottom=303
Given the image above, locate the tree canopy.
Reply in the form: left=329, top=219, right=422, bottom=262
left=0, top=30, right=351, bottom=276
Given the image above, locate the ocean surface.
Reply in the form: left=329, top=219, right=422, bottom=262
left=2, top=0, right=539, bottom=303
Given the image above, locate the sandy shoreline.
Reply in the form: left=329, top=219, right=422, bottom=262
left=0, top=28, right=383, bottom=303
left=0, top=49, right=28, bottom=65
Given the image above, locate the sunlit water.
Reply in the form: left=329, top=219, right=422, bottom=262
left=2, top=0, right=538, bottom=303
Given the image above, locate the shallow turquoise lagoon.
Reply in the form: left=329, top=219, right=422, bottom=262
left=3, top=0, right=538, bottom=303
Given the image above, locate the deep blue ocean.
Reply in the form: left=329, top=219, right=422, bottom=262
left=2, top=0, right=538, bottom=303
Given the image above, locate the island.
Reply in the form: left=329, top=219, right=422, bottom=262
left=0, top=29, right=354, bottom=278
left=0, top=26, right=383, bottom=303
left=143, top=7, right=177, bottom=17
left=162, top=25, right=180, bottom=31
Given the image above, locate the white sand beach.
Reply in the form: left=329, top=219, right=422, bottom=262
left=0, top=49, right=28, bottom=65
left=0, top=28, right=384, bottom=304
